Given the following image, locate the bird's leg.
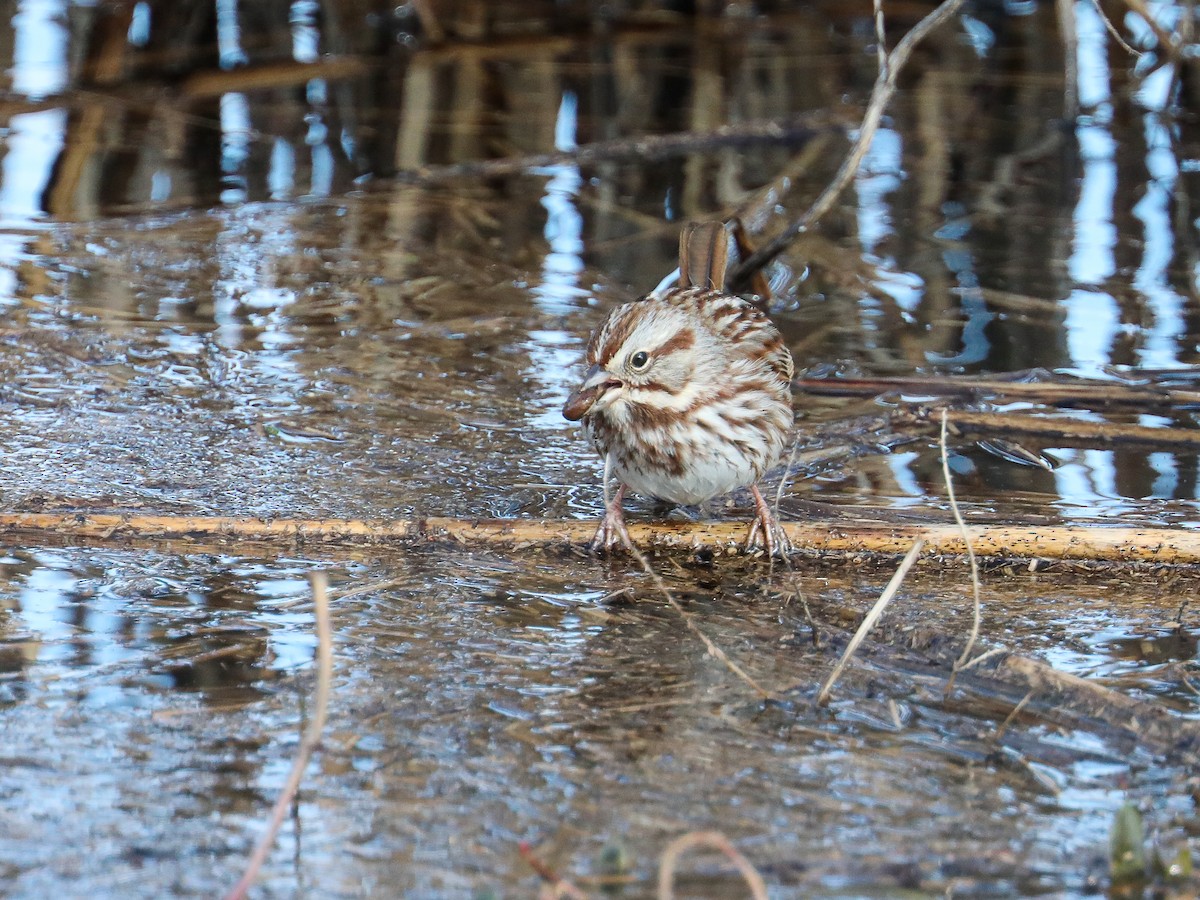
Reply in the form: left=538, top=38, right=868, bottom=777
left=745, top=484, right=791, bottom=558
left=591, top=452, right=631, bottom=552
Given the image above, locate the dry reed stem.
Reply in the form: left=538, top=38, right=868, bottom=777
left=940, top=410, right=982, bottom=678
left=729, top=0, right=968, bottom=284
left=7, top=512, right=1200, bottom=567
left=815, top=539, right=924, bottom=707
left=409, top=0, right=446, bottom=43
left=224, top=571, right=333, bottom=900
left=657, top=831, right=768, bottom=900
left=873, top=0, right=887, bottom=70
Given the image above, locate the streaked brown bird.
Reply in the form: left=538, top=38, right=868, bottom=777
left=563, top=222, right=794, bottom=556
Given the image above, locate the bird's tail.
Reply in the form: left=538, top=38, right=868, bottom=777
left=678, top=221, right=729, bottom=291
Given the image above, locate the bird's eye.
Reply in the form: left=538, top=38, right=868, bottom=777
left=629, top=350, right=650, bottom=370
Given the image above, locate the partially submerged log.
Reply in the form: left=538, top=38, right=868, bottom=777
left=866, top=624, right=1200, bottom=763
left=2, top=512, right=1200, bottom=567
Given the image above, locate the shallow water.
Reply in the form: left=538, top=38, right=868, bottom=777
left=1, top=548, right=1190, bottom=896
left=0, top=1, right=1198, bottom=897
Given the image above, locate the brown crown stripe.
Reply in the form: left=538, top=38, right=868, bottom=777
left=654, top=326, right=695, bottom=358
left=594, top=308, right=639, bottom=366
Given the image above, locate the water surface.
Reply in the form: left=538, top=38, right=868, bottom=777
left=0, top=1, right=1197, bottom=896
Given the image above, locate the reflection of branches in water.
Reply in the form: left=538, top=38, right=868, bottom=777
left=396, top=115, right=832, bottom=183
left=729, top=0, right=969, bottom=287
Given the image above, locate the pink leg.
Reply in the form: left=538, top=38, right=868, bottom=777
left=745, top=484, right=790, bottom=558
left=590, top=483, right=631, bottom=552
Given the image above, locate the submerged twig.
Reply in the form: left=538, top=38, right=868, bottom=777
left=895, top=627, right=1200, bottom=760
left=657, top=831, right=768, bottom=900
left=620, top=528, right=774, bottom=700
left=994, top=689, right=1036, bottom=741
left=518, top=842, right=589, bottom=900
left=816, top=539, right=924, bottom=706
left=940, top=410, right=982, bottom=682
left=224, top=571, right=333, bottom=900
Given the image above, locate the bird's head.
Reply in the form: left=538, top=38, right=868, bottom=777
left=562, top=300, right=705, bottom=422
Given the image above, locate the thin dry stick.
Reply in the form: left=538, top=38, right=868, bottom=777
left=815, top=539, right=924, bottom=707
left=329, top=577, right=409, bottom=604
left=772, top=441, right=798, bottom=522
left=729, top=0, right=968, bottom=285
left=657, top=831, right=768, bottom=900
left=771, top=440, right=804, bottom=586
left=224, top=571, right=334, bottom=900
left=955, top=646, right=1007, bottom=671
left=940, top=410, right=982, bottom=675
left=409, top=0, right=446, bottom=43
left=606, top=443, right=772, bottom=698
left=603, top=448, right=773, bottom=701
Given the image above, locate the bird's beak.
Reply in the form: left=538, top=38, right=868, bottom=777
left=563, top=366, right=622, bottom=421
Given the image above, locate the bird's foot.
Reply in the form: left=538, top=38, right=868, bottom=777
left=745, top=485, right=791, bottom=559
left=589, top=485, right=631, bottom=553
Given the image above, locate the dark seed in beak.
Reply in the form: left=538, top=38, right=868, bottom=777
left=563, top=384, right=600, bottom=421
left=563, top=377, right=620, bottom=421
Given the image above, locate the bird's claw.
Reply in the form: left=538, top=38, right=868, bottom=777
left=745, top=485, right=791, bottom=559
left=589, top=484, right=631, bottom=553
left=745, top=513, right=791, bottom=558
left=589, top=509, right=632, bottom=553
